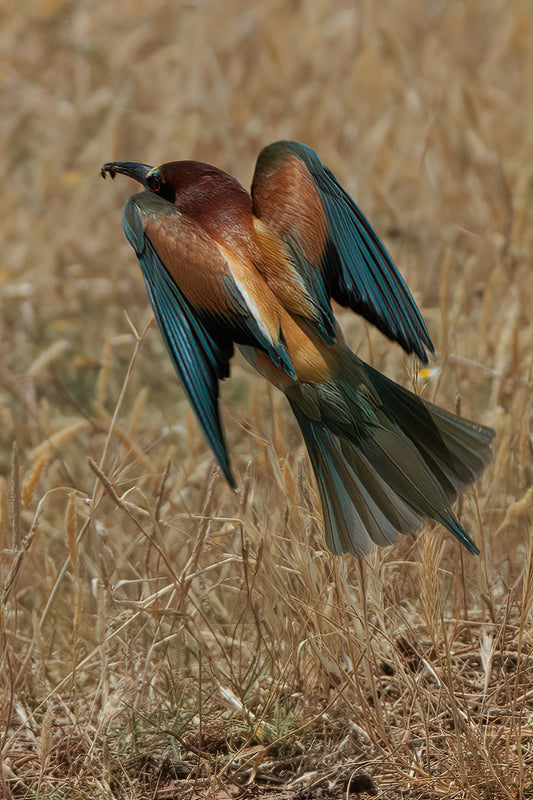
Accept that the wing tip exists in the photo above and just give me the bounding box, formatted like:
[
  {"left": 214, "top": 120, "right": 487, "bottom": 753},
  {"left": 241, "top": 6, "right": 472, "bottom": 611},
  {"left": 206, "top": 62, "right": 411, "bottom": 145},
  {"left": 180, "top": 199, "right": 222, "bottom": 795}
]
[
  {"left": 413, "top": 338, "right": 434, "bottom": 364},
  {"left": 222, "top": 462, "right": 238, "bottom": 490}
]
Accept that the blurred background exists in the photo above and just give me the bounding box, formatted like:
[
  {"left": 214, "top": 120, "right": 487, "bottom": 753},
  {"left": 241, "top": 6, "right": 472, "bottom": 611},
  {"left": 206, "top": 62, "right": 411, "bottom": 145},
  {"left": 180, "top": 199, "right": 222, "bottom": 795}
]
[{"left": 1, "top": 1, "right": 532, "bottom": 797}]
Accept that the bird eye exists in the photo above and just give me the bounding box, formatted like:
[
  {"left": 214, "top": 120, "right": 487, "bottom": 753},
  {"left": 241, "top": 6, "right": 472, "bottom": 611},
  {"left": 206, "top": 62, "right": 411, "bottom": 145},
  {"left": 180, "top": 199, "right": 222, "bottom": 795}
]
[{"left": 148, "top": 173, "right": 174, "bottom": 202}]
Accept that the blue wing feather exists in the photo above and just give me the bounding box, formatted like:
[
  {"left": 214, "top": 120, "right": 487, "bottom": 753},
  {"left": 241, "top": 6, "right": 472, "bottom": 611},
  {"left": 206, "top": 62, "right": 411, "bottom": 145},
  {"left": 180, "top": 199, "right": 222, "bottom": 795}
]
[
  {"left": 295, "top": 143, "right": 434, "bottom": 362},
  {"left": 315, "top": 163, "right": 433, "bottom": 360},
  {"left": 123, "top": 197, "right": 236, "bottom": 487}
]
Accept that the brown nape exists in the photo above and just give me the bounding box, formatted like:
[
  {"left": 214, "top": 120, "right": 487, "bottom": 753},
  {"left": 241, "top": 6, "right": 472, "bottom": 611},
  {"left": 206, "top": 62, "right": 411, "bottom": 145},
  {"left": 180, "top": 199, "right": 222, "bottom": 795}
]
[{"left": 156, "top": 160, "right": 254, "bottom": 244}]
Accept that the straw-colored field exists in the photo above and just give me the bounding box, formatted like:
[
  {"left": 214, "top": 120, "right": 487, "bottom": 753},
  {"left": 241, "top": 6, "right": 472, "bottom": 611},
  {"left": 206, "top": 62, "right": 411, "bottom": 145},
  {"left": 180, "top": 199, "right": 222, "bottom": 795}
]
[{"left": 2, "top": 1, "right": 532, "bottom": 797}]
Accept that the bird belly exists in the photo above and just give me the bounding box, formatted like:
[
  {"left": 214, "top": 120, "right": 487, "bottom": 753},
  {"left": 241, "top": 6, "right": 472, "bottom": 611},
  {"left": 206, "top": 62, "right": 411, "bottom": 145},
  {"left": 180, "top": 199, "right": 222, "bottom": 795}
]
[{"left": 240, "top": 312, "right": 337, "bottom": 390}]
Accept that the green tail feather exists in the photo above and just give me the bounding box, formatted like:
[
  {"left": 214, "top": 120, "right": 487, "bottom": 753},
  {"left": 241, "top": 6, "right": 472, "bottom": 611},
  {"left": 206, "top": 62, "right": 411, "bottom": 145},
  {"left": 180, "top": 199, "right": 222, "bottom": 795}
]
[{"left": 287, "top": 348, "right": 494, "bottom": 556}]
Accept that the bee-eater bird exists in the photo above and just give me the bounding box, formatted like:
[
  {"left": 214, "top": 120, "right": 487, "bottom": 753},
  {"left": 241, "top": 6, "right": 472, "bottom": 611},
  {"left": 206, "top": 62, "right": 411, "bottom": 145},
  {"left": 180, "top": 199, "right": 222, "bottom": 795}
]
[{"left": 101, "top": 141, "right": 494, "bottom": 557}]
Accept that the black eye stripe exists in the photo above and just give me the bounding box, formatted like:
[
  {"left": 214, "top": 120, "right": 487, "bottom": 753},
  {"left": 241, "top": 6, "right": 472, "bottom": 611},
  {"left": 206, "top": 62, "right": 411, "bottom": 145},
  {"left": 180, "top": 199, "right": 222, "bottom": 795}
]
[{"left": 148, "top": 173, "right": 174, "bottom": 202}]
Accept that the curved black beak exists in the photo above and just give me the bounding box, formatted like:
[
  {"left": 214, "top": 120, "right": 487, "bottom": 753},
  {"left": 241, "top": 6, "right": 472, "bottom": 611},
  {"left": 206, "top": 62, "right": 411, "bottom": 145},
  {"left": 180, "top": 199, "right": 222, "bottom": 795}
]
[{"left": 100, "top": 161, "right": 154, "bottom": 188}]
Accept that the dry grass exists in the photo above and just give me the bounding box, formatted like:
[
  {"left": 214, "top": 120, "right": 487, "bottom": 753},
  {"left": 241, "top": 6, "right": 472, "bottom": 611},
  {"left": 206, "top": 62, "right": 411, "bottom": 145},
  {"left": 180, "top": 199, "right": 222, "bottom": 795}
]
[{"left": 1, "top": 1, "right": 532, "bottom": 797}]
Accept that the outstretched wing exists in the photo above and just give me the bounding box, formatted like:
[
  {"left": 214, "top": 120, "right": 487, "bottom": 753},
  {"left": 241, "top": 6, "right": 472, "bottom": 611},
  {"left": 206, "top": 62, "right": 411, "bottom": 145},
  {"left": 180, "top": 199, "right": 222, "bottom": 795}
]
[
  {"left": 251, "top": 140, "right": 434, "bottom": 363},
  {"left": 123, "top": 192, "right": 297, "bottom": 487},
  {"left": 123, "top": 195, "right": 237, "bottom": 486}
]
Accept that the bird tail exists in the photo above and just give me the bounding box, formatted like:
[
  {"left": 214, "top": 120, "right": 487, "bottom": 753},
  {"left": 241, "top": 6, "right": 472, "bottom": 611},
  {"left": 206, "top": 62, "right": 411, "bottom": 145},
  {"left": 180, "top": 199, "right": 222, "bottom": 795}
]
[{"left": 286, "top": 348, "right": 494, "bottom": 556}]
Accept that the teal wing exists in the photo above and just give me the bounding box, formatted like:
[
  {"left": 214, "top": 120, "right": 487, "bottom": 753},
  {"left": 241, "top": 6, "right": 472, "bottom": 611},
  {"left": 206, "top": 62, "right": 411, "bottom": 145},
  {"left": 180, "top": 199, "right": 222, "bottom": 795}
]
[
  {"left": 123, "top": 196, "right": 236, "bottom": 487},
  {"left": 252, "top": 140, "right": 434, "bottom": 363}
]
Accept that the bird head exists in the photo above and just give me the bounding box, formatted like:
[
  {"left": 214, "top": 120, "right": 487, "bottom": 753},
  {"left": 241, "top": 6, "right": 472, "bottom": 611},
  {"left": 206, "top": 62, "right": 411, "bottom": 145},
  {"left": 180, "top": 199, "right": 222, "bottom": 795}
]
[{"left": 100, "top": 161, "right": 178, "bottom": 203}]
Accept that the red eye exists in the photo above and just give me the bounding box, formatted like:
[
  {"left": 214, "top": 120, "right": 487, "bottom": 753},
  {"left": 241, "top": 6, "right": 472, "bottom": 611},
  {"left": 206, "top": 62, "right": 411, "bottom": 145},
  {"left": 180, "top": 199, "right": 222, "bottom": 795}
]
[{"left": 151, "top": 176, "right": 161, "bottom": 193}]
